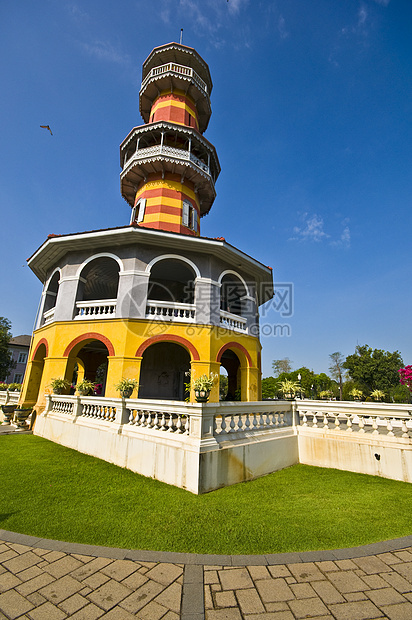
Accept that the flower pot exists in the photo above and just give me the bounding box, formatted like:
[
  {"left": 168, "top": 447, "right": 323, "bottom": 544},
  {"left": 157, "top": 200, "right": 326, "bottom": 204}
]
[
  {"left": 53, "top": 388, "right": 65, "bottom": 395},
  {"left": 195, "top": 389, "right": 210, "bottom": 403},
  {"left": 120, "top": 388, "right": 133, "bottom": 399},
  {"left": 1, "top": 404, "right": 17, "bottom": 425},
  {"left": 15, "top": 408, "right": 32, "bottom": 430},
  {"left": 77, "top": 389, "right": 92, "bottom": 397}
]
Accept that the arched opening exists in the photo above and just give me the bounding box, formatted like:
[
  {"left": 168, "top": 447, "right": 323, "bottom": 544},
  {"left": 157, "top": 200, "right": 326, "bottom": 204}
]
[
  {"left": 75, "top": 257, "right": 120, "bottom": 319},
  {"left": 220, "top": 274, "right": 247, "bottom": 316},
  {"left": 24, "top": 342, "right": 47, "bottom": 406},
  {"left": 68, "top": 340, "right": 110, "bottom": 395},
  {"left": 138, "top": 342, "right": 191, "bottom": 400},
  {"left": 148, "top": 259, "right": 195, "bottom": 304},
  {"left": 220, "top": 349, "right": 241, "bottom": 401},
  {"left": 42, "top": 272, "right": 60, "bottom": 325}
]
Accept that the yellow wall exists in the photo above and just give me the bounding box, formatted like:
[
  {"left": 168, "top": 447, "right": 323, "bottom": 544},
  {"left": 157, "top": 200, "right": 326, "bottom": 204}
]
[{"left": 21, "top": 318, "right": 262, "bottom": 409}]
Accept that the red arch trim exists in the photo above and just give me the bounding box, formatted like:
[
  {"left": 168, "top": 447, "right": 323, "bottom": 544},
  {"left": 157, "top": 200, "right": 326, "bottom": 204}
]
[
  {"left": 63, "top": 333, "right": 115, "bottom": 357},
  {"left": 136, "top": 334, "right": 200, "bottom": 360},
  {"left": 216, "top": 342, "right": 253, "bottom": 367},
  {"left": 31, "top": 338, "right": 49, "bottom": 361}
]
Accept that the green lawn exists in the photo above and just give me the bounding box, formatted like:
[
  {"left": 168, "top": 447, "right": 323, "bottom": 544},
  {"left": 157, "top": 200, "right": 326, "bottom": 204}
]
[{"left": 1, "top": 434, "right": 411, "bottom": 555}]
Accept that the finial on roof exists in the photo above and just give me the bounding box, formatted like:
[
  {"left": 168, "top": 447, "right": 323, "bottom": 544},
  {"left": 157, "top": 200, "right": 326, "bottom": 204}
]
[{"left": 180, "top": 28, "right": 183, "bottom": 44}]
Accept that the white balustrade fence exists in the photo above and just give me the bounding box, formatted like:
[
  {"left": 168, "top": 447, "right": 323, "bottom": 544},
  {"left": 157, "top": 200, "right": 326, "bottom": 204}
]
[
  {"left": 296, "top": 401, "right": 412, "bottom": 438},
  {"left": 124, "top": 145, "right": 211, "bottom": 178},
  {"left": 127, "top": 407, "right": 190, "bottom": 434},
  {"left": 214, "top": 408, "right": 290, "bottom": 435},
  {"left": 0, "top": 390, "right": 20, "bottom": 406},
  {"left": 75, "top": 300, "right": 117, "bottom": 319},
  {"left": 43, "top": 307, "right": 55, "bottom": 325},
  {"left": 219, "top": 310, "right": 247, "bottom": 333},
  {"left": 141, "top": 62, "right": 208, "bottom": 93},
  {"left": 146, "top": 300, "right": 195, "bottom": 322}
]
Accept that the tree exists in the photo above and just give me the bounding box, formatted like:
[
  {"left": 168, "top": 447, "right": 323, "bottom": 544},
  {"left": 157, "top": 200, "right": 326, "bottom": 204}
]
[
  {"left": 329, "top": 352, "right": 346, "bottom": 400},
  {"left": 0, "top": 318, "right": 14, "bottom": 381},
  {"left": 343, "top": 344, "right": 404, "bottom": 395},
  {"left": 272, "top": 358, "right": 292, "bottom": 377},
  {"left": 262, "top": 376, "right": 278, "bottom": 399}
]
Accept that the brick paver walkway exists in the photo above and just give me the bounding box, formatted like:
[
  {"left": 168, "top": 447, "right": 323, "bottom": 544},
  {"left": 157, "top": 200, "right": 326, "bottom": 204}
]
[{"left": 2, "top": 531, "right": 412, "bottom": 619}]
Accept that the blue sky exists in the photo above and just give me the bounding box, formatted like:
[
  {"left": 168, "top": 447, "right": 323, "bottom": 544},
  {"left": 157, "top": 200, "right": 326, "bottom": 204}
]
[{"left": 1, "top": 0, "right": 411, "bottom": 377}]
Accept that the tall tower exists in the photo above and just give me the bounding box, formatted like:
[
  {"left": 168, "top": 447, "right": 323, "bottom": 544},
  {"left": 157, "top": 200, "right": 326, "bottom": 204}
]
[
  {"left": 21, "top": 42, "right": 273, "bottom": 410},
  {"left": 120, "top": 43, "right": 220, "bottom": 236}
]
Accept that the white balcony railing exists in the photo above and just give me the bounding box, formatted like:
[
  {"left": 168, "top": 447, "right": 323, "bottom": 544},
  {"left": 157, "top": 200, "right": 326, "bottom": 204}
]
[
  {"left": 141, "top": 62, "right": 208, "bottom": 94},
  {"left": 146, "top": 300, "right": 195, "bottom": 322},
  {"left": 75, "top": 299, "right": 117, "bottom": 319},
  {"left": 123, "top": 145, "right": 211, "bottom": 177},
  {"left": 220, "top": 310, "right": 247, "bottom": 333},
  {"left": 43, "top": 307, "right": 55, "bottom": 325}
]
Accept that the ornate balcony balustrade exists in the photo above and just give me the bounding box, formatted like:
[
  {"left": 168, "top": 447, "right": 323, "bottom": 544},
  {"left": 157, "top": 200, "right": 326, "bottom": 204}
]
[
  {"left": 146, "top": 300, "right": 195, "bottom": 322},
  {"left": 220, "top": 310, "right": 247, "bottom": 333},
  {"left": 141, "top": 62, "right": 208, "bottom": 94},
  {"left": 123, "top": 144, "right": 211, "bottom": 178},
  {"left": 43, "top": 307, "right": 55, "bottom": 325},
  {"left": 75, "top": 299, "right": 117, "bottom": 319}
]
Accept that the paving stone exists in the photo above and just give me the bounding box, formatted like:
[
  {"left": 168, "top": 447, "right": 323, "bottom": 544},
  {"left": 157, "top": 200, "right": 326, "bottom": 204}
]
[
  {"left": 87, "top": 578, "right": 132, "bottom": 611},
  {"left": 215, "top": 589, "right": 237, "bottom": 608},
  {"left": 39, "top": 574, "right": 84, "bottom": 604},
  {"left": 393, "top": 561, "right": 412, "bottom": 582},
  {"left": 255, "top": 578, "right": 294, "bottom": 603},
  {"left": 311, "top": 580, "right": 345, "bottom": 604},
  {"left": 205, "top": 585, "right": 214, "bottom": 610},
  {"left": 0, "top": 550, "right": 19, "bottom": 563},
  {"left": 82, "top": 572, "right": 111, "bottom": 589},
  {"left": 327, "top": 570, "right": 368, "bottom": 593},
  {"left": 314, "top": 561, "right": 338, "bottom": 572},
  {"left": 287, "top": 563, "right": 325, "bottom": 582},
  {"left": 268, "top": 566, "right": 292, "bottom": 579},
  {"left": 334, "top": 560, "right": 358, "bottom": 571},
  {"left": 41, "top": 552, "right": 66, "bottom": 564},
  {"left": 98, "top": 607, "right": 136, "bottom": 619},
  {"left": 354, "top": 569, "right": 367, "bottom": 578},
  {"left": 3, "top": 551, "right": 41, "bottom": 574},
  {"left": 211, "top": 583, "right": 222, "bottom": 592},
  {"left": 352, "top": 556, "right": 392, "bottom": 575},
  {"left": 72, "top": 554, "right": 94, "bottom": 563},
  {"left": 382, "top": 571, "right": 412, "bottom": 593},
  {"left": 361, "top": 574, "right": 389, "bottom": 589},
  {"left": 243, "top": 612, "right": 294, "bottom": 619},
  {"left": 26, "top": 592, "right": 47, "bottom": 606},
  {"left": 366, "top": 586, "right": 406, "bottom": 606},
  {"left": 100, "top": 559, "right": 138, "bottom": 581},
  {"left": 27, "top": 600, "right": 67, "bottom": 619},
  {"left": 376, "top": 553, "right": 402, "bottom": 566},
  {"left": 247, "top": 566, "right": 272, "bottom": 580},
  {"left": 9, "top": 543, "right": 33, "bottom": 554},
  {"left": 288, "top": 596, "right": 329, "bottom": 618},
  {"left": 144, "top": 563, "right": 183, "bottom": 586},
  {"left": 344, "top": 592, "right": 369, "bottom": 602},
  {"left": 32, "top": 548, "right": 50, "bottom": 558},
  {"left": 58, "top": 593, "right": 89, "bottom": 615},
  {"left": 161, "top": 612, "right": 179, "bottom": 620},
  {"left": 290, "top": 583, "right": 317, "bottom": 599},
  {"left": 328, "top": 600, "right": 384, "bottom": 619},
  {"left": 205, "top": 610, "right": 242, "bottom": 619},
  {"left": 394, "top": 550, "right": 412, "bottom": 562},
  {"left": 205, "top": 570, "right": 219, "bottom": 584},
  {"left": 219, "top": 568, "right": 254, "bottom": 590},
  {"left": 121, "top": 570, "right": 148, "bottom": 590},
  {"left": 380, "top": 602, "right": 412, "bottom": 619},
  {"left": 285, "top": 577, "right": 297, "bottom": 584},
  {"left": 0, "top": 571, "right": 22, "bottom": 592},
  {"left": 17, "top": 566, "right": 44, "bottom": 582},
  {"left": 68, "top": 603, "right": 105, "bottom": 619},
  {"left": 236, "top": 587, "right": 265, "bottom": 614},
  {"left": 71, "top": 558, "right": 113, "bottom": 581},
  {"left": 153, "top": 581, "right": 181, "bottom": 613},
  {"left": 44, "top": 555, "right": 83, "bottom": 578},
  {"left": 142, "top": 601, "right": 172, "bottom": 619},
  {"left": 264, "top": 602, "right": 290, "bottom": 612},
  {"left": 0, "top": 588, "right": 34, "bottom": 619},
  {"left": 16, "top": 571, "right": 56, "bottom": 596},
  {"left": 119, "top": 580, "right": 164, "bottom": 613}
]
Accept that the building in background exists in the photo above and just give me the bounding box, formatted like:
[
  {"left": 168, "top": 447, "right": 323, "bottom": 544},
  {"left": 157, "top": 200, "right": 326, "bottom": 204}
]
[{"left": 5, "top": 335, "right": 31, "bottom": 384}]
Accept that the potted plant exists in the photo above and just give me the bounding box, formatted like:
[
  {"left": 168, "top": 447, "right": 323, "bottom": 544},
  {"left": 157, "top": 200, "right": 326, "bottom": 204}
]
[
  {"left": 14, "top": 406, "right": 33, "bottom": 430},
  {"left": 186, "top": 372, "right": 217, "bottom": 403},
  {"left": 277, "top": 379, "right": 301, "bottom": 400},
  {"left": 115, "top": 378, "right": 139, "bottom": 398},
  {"left": 349, "top": 387, "right": 363, "bottom": 401},
  {"left": 49, "top": 378, "right": 71, "bottom": 395},
  {"left": 370, "top": 389, "right": 385, "bottom": 402},
  {"left": 1, "top": 404, "right": 17, "bottom": 425},
  {"left": 76, "top": 379, "right": 96, "bottom": 396}
]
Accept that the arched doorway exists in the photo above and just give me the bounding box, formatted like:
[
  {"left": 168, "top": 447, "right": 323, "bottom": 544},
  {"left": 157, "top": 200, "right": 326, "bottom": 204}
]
[
  {"left": 42, "top": 272, "right": 60, "bottom": 325},
  {"left": 220, "top": 349, "right": 241, "bottom": 401},
  {"left": 75, "top": 257, "right": 120, "bottom": 318},
  {"left": 220, "top": 273, "right": 247, "bottom": 316},
  {"left": 138, "top": 342, "right": 191, "bottom": 400},
  {"left": 24, "top": 342, "right": 47, "bottom": 406},
  {"left": 67, "top": 340, "right": 110, "bottom": 396}
]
